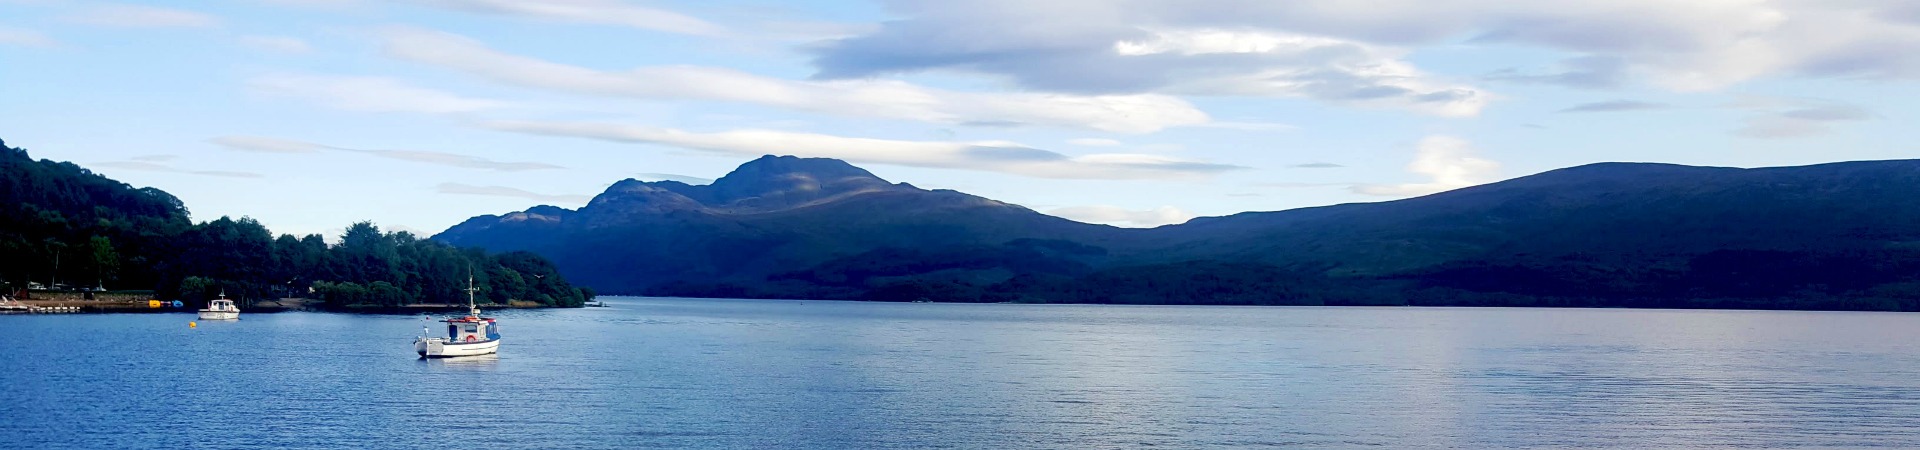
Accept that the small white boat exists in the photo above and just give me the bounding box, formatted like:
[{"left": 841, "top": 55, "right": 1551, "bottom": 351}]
[
  {"left": 197, "top": 292, "right": 240, "bottom": 320},
  {"left": 414, "top": 273, "right": 500, "bottom": 358},
  {"left": 1, "top": 296, "right": 28, "bottom": 313}
]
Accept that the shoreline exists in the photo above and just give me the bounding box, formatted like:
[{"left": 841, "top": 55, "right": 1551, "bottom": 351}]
[{"left": 1, "top": 297, "right": 576, "bottom": 315}]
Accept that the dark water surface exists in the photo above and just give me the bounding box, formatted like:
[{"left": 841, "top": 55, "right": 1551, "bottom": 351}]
[{"left": 3, "top": 298, "right": 1918, "bottom": 449}]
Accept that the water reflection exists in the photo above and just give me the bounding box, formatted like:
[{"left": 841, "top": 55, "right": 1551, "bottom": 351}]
[{"left": 423, "top": 353, "right": 499, "bottom": 370}]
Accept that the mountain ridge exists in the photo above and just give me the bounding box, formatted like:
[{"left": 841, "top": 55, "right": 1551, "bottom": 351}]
[{"left": 434, "top": 155, "right": 1920, "bottom": 311}]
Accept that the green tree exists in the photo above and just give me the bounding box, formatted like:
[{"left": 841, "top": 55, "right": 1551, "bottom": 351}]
[{"left": 89, "top": 236, "right": 118, "bottom": 290}]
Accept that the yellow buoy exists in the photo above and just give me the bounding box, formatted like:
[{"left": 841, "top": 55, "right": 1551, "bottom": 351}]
[{"left": 189, "top": 321, "right": 197, "bottom": 328}]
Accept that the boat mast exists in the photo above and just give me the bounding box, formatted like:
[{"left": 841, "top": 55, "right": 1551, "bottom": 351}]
[{"left": 465, "top": 265, "right": 480, "bottom": 317}]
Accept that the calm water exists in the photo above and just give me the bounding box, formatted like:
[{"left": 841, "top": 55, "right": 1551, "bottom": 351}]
[{"left": 3, "top": 298, "right": 1918, "bottom": 449}]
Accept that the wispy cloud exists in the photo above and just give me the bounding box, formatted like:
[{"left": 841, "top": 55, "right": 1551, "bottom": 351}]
[
  {"left": 210, "top": 136, "right": 563, "bottom": 171},
  {"left": 436, "top": 183, "right": 591, "bottom": 203},
  {"left": 380, "top": 27, "right": 1208, "bottom": 133},
  {"left": 1486, "top": 56, "right": 1629, "bottom": 89},
  {"left": 66, "top": 4, "right": 219, "bottom": 28},
  {"left": 1352, "top": 135, "right": 1499, "bottom": 197},
  {"left": 483, "top": 120, "right": 1244, "bottom": 180},
  {"left": 1046, "top": 205, "right": 1194, "bottom": 227},
  {"left": 634, "top": 172, "right": 713, "bottom": 184},
  {"left": 0, "top": 26, "right": 59, "bottom": 47},
  {"left": 1066, "top": 138, "right": 1122, "bottom": 147},
  {"left": 248, "top": 73, "right": 506, "bottom": 114},
  {"left": 1558, "top": 100, "right": 1671, "bottom": 113},
  {"left": 1290, "top": 162, "right": 1344, "bottom": 169},
  {"left": 1732, "top": 100, "right": 1875, "bottom": 139},
  {"left": 1191, "top": 121, "right": 1299, "bottom": 132},
  {"left": 413, "top": 0, "right": 724, "bottom": 36},
  {"left": 240, "top": 35, "right": 311, "bottom": 54},
  {"left": 92, "top": 161, "right": 263, "bottom": 178},
  {"left": 1255, "top": 181, "right": 1352, "bottom": 188}
]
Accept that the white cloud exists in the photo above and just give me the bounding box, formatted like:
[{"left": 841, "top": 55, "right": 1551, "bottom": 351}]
[
  {"left": 1046, "top": 205, "right": 1194, "bottom": 227},
  {"left": 248, "top": 73, "right": 507, "bottom": 114},
  {"left": 240, "top": 35, "right": 311, "bottom": 54},
  {"left": 1353, "top": 135, "right": 1500, "bottom": 196},
  {"left": 0, "top": 26, "right": 58, "bottom": 47},
  {"left": 381, "top": 27, "right": 1208, "bottom": 133},
  {"left": 812, "top": 0, "right": 1920, "bottom": 97},
  {"left": 1116, "top": 29, "right": 1489, "bottom": 116},
  {"left": 211, "top": 135, "right": 564, "bottom": 171},
  {"left": 414, "top": 0, "right": 723, "bottom": 36},
  {"left": 483, "top": 120, "right": 1243, "bottom": 180},
  {"left": 1067, "top": 138, "right": 1122, "bottom": 146},
  {"left": 66, "top": 4, "right": 219, "bottom": 28}
]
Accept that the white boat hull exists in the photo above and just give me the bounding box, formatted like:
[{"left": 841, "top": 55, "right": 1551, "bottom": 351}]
[
  {"left": 415, "top": 337, "right": 499, "bottom": 358},
  {"left": 197, "top": 310, "right": 239, "bottom": 320}
]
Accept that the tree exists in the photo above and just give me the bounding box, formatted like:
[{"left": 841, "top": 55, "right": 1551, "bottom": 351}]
[{"left": 89, "top": 236, "right": 118, "bottom": 290}]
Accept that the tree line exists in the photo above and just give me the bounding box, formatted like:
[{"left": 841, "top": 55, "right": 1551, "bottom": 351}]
[{"left": 0, "top": 138, "right": 592, "bottom": 308}]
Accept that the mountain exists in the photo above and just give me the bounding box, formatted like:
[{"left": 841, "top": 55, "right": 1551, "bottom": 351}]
[
  {"left": 436, "top": 155, "right": 1119, "bottom": 294},
  {"left": 436, "top": 156, "right": 1920, "bottom": 311},
  {"left": 1142, "top": 160, "right": 1920, "bottom": 273}
]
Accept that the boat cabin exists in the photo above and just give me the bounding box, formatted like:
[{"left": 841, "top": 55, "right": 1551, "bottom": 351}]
[
  {"left": 443, "top": 316, "right": 500, "bottom": 343},
  {"left": 206, "top": 299, "right": 236, "bottom": 312}
]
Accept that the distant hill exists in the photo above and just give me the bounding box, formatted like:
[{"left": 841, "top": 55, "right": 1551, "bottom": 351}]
[
  {"left": 437, "top": 156, "right": 1920, "bottom": 311},
  {"left": 436, "top": 155, "right": 1119, "bottom": 294}
]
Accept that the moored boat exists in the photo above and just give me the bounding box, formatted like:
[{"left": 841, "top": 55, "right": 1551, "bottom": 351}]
[
  {"left": 414, "top": 273, "right": 500, "bottom": 358},
  {"left": 197, "top": 292, "right": 240, "bottom": 320}
]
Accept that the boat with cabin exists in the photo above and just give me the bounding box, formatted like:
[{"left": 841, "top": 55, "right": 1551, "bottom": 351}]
[
  {"left": 197, "top": 292, "right": 240, "bottom": 320},
  {"left": 414, "top": 274, "right": 499, "bottom": 358}
]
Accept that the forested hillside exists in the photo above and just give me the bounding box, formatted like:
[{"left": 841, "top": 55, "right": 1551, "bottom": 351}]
[{"left": 0, "top": 139, "right": 592, "bottom": 308}]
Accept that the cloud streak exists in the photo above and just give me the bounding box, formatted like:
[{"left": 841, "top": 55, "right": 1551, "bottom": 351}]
[
  {"left": 0, "top": 26, "right": 58, "bottom": 47},
  {"left": 483, "top": 120, "right": 1244, "bottom": 180},
  {"left": 634, "top": 172, "right": 714, "bottom": 184},
  {"left": 436, "top": 183, "right": 592, "bottom": 203},
  {"left": 1734, "top": 103, "right": 1875, "bottom": 139},
  {"left": 381, "top": 27, "right": 1208, "bottom": 133},
  {"left": 240, "top": 35, "right": 312, "bottom": 54},
  {"left": 92, "top": 161, "right": 263, "bottom": 179},
  {"left": 210, "top": 136, "right": 563, "bottom": 171},
  {"left": 413, "top": 0, "right": 724, "bottom": 36},
  {"left": 66, "top": 4, "right": 219, "bottom": 28},
  {"left": 1557, "top": 100, "right": 1670, "bottom": 113}
]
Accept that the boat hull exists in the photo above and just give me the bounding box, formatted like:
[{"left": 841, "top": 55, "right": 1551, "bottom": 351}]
[
  {"left": 415, "top": 338, "right": 499, "bottom": 358},
  {"left": 197, "top": 310, "right": 239, "bottom": 320}
]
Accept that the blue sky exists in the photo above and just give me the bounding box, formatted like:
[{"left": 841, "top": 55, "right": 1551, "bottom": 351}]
[{"left": 4, "top": 0, "right": 1918, "bottom": 238}]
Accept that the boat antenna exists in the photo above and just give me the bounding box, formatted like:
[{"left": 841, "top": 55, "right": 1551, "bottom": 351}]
[{"left": 465, "top": 265, "right": 480, "bottom": 317}]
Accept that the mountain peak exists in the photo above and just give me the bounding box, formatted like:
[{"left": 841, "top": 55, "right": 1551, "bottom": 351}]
[
  {"left": 719, "top": 155, "right": 884, "bottom": 184},
  {"left": 702, "top": 155, "right": 897, "bottom": 210}
]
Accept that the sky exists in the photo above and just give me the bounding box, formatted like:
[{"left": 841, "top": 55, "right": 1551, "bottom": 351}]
[{"left": 3, "top": 0, "right": 1918, "bottom": 238}]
